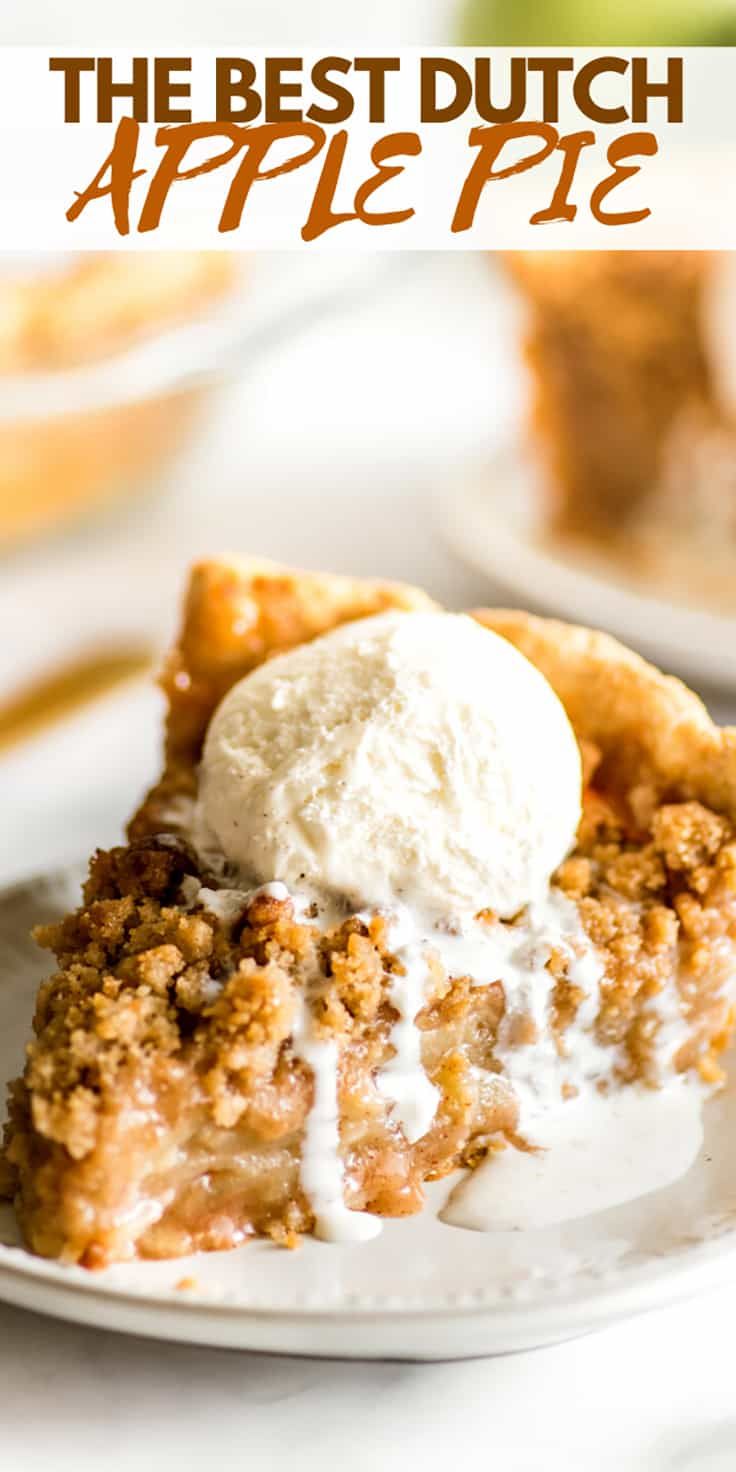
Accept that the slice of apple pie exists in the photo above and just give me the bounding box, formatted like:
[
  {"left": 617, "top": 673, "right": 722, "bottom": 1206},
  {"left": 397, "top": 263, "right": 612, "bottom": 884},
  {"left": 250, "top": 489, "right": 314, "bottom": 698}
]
[
  {"left": 505, "top": 251, "right": 736, "bottom": 607},
  {"left": 2, "top": 557, "right": 736, "bottom": 1265}
]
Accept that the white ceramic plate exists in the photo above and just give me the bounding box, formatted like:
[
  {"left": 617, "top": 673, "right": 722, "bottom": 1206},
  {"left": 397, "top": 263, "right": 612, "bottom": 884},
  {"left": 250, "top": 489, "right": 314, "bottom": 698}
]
[
  {"left": 439, "top": 447, "right": 736, "bottom": 692},
  {"left": 3, "top": 869, "right": 736, "bottom": 1360}
]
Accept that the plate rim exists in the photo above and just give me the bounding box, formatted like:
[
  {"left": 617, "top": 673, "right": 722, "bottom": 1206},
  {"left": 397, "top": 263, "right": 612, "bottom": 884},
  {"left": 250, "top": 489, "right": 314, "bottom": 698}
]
[
  {"left": 2, "top": 1224, "right": 736, "bottom": 1321},
  {"left": 438, "top": 445, "right": 736, "bottom": 691},
  {"left": 0, "top": 1228, "right": 735, "bottom": 1361},
  {"left": 4, "top": 862, "right": 736, "bottom": 1355}
]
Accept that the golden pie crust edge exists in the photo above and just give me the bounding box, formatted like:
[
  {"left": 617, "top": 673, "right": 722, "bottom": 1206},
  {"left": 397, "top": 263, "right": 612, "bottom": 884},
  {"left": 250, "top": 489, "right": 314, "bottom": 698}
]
[
  {"left": 135, "top": 555, "right": 736, "bottom": 837},
  {"left": 132, "top": 556, "right": 438, "bottom": 834},
  {"left": 5, "top": 556, "right": 736, "bottom": 1266},
  {"left": 475, "top": 608, "right": 736, "bottom": 824}
]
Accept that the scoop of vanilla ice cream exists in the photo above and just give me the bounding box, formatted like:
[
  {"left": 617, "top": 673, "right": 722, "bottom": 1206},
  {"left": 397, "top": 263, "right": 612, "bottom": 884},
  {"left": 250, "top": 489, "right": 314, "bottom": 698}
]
[{"left": 198, "top": 611, "right": 582, "bottom": 919}]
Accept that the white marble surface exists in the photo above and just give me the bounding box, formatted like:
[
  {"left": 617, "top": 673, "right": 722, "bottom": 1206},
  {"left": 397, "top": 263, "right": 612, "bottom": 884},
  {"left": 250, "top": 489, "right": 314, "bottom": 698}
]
[
  {"left": 2, "top": 1286, "right": 736, "bottom": 1472},
  {"left": 2, "top": 251, "right": 736, "bottom": 1470},
  {"left": 5, "top": 1162, "right": 735, "bottom": 1470}
]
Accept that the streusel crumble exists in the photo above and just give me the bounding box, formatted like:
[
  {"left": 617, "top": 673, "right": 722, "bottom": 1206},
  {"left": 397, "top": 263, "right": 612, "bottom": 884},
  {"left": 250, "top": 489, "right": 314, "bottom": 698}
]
[{"left": 3, "top": 561, "right": 736, "bottom": 1264}]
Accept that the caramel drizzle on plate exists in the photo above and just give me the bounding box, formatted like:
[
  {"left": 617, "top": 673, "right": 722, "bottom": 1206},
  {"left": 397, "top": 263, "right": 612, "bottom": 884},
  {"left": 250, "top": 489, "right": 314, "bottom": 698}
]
[{"left": 0, "top": 646, "right": 152, "bottom": 751}]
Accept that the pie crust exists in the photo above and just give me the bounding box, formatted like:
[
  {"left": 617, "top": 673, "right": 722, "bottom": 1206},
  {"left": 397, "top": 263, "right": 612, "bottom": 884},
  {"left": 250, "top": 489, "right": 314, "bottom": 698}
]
[{"left": 3, "top": 558, "right": 736, "bottom": 1265}]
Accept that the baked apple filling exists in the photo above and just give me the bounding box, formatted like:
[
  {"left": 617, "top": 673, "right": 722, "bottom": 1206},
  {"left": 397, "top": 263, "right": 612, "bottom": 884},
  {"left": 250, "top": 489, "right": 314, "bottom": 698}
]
[{"left": 3, "top": 560, "right": 736, "bottom": 1264}]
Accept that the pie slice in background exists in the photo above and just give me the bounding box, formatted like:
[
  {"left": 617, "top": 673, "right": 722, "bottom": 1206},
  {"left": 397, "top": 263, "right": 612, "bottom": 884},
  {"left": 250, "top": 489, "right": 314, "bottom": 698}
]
[{"left": 505, "top": 252, "right": 736, "bottom": 609}]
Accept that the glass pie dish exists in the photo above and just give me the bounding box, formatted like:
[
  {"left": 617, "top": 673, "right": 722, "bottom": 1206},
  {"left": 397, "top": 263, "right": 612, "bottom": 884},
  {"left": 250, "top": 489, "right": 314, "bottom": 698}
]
[{"left": 0, "top": 253, "right": 245, "bottom": 547}]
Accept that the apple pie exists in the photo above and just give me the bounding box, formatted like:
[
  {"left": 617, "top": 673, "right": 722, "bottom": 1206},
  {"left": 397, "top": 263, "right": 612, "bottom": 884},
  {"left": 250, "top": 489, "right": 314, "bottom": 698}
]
[
  {"left": 0, "top": 253, "right": 236, "bottom": 546},
  {"left": 505, "top": 251, "right": 736, "bottom": 607},
  {"left": 2, "top": 557, "right": 736, "bottom": 1265}
]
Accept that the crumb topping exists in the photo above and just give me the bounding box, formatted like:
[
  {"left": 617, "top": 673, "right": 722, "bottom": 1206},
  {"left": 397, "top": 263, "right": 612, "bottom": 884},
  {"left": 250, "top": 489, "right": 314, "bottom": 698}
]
[
  {"left": 5, "top": 563, "right": 736, "bottom": 1265},
  {"left": 556, "top": 775, "right": 736, "bottom": 1078},
  {"left": 5, "top": 775, "right": 736, "bottom": 1197}
]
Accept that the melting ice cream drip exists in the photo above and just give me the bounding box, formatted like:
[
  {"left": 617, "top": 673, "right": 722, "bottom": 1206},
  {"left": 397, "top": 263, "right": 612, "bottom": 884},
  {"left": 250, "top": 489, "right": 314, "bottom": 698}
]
[
  {"left": 360, "top": 889, "right": 614, "bottom": 1146},
  {"left": 187, "top": 603, "right": 627, "bottom": 1236},
  {"left": 365, "top": 889, "right": 613, "bottom": 1152},
  {"left": 490, "top": 889, "right": 615, "bottom": 1133},
  {"left": 291, "top": 900, "right": 444, "bottom": 1239},
  {"left": 184, "top": 863, "right": 675, "bottom": 1242},
  {"left": 291, "top": 1012, "right": 381, "bottom": 1244},
  {"left": 373, "top": 910, "right": 441, "bottom": 1144},
  {"left": 182, "top": 873, "right": 382, "bottom": 1241}
]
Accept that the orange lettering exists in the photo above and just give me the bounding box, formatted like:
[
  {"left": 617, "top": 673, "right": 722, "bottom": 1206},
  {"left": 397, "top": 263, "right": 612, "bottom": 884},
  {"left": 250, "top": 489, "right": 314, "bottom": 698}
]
[
  {"left": 590, "top": 131, "right": 657, "bottom": 225},
  {"left": 452, "top": 122, "right": 559, "bottom": 233},
  {"left": 66, "top": 116, "right": 144, "bottom": 235}
]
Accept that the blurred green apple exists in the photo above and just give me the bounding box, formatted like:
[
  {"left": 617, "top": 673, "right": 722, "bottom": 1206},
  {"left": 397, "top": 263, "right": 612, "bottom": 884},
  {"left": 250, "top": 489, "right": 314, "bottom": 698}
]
[{"left": 459, "top": 0, "right": 736, "bottom": 44}]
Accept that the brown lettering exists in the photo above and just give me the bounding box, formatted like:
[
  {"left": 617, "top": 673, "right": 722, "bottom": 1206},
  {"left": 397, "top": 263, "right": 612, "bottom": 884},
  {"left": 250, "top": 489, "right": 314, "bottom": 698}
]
[
  {"left": 573, "top": 57, "right": 628, "bottom": 124},
  {"left": 308, "top": 57, "right": 353, "bottom": 123},
  {"left": 527, "top": 57, "right": 574, "bottom": 124},
  {"left": 49, "top": 57, "right": 95, "bottom": 123},
  {"left": 631, "top": 56, "right": 683, "bottom": 123},
  {"left": 353, "top": 57, "right": 400, "bottom": 124},
  {"left": 97, "top": 56, "right": 149, "bottom": 123},
  {"left": 153, "top": 58, "right": 191, "bottom": 123},
  {"left": 474, "top": 57, "right": 527, "bottom": 124},
  {"left": 420, "top": 58, "right": 472, "bottom": 123},
  {"left": 215, "top": 59, "right": 261, "bottom": 122},
  {"left": 264, "top": 57, "right": 303, "bottom": 123}
]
